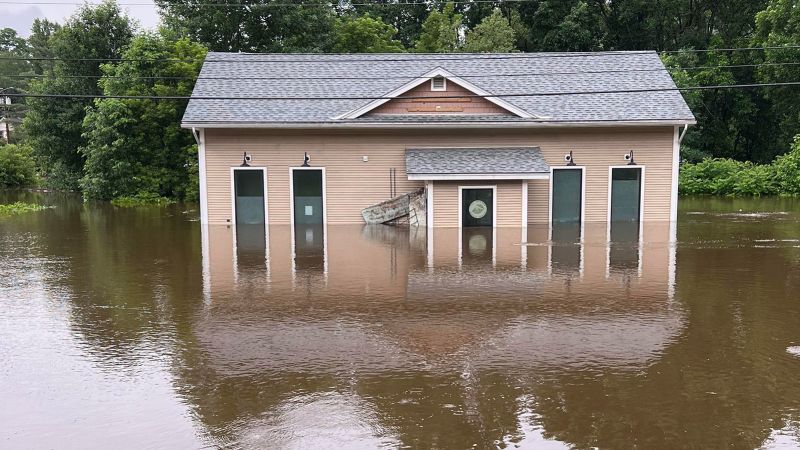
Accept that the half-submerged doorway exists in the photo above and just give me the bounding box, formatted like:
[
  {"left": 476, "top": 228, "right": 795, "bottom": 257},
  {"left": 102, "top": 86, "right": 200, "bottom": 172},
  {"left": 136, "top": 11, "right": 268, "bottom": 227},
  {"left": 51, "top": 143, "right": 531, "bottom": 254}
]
[{"left": 291, "top": 168, "right": 326, "bottom": 272}]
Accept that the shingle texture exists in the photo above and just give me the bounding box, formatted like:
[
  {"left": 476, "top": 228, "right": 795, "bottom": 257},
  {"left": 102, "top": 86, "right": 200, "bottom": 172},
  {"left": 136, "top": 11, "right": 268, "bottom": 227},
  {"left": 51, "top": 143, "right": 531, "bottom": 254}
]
[
  {"left": 405, "top": 147, "right": 550, "bottom": 175},
  {"left": 182, "top": 52, "right": 696, "bottom": 125}
]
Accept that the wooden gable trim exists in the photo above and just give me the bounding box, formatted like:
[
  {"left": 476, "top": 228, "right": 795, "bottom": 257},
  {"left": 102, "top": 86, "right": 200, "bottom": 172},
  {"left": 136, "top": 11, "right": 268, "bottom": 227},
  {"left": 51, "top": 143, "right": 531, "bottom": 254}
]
[{"left": 334, "top": 67, "right": 538, "bottom": 120}]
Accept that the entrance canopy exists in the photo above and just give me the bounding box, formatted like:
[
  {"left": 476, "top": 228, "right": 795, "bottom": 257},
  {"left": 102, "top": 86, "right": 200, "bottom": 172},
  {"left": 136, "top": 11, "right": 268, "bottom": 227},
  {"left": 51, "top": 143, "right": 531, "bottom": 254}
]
[{"left": 405, "top": 147, "right": 550, "bottom": 181}]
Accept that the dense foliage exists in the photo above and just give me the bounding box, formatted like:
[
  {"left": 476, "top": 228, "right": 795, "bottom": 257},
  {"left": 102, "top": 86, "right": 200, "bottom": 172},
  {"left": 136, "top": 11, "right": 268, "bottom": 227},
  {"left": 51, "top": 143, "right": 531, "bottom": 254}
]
[
  {"left": 332, "top": 14, "right": 405, "bottom": 53},
  {"left": 80, "top": 34, "right": 206, "bottom": 201},
  {"left": 4, "top": 0, "right": 800, "bottom": 199},
  {"left": 680, "top": 136, "right": 800, "bottom": 196},
  {"left": 0, "top": 143, "right": 37, "bottom": 187},
  {"left": 23, "top": 1, "right": 134, "bottom": 190}
]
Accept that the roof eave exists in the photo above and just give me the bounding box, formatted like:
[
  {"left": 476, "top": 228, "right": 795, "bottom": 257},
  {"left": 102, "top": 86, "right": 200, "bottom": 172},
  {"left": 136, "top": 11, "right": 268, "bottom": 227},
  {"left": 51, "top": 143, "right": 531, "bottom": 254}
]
[
  {"left": 408, "top": 173, "right": 550, "bottom": 181},
  {"left": 182, "top": 119, "right": 697, "bottom": 129}
]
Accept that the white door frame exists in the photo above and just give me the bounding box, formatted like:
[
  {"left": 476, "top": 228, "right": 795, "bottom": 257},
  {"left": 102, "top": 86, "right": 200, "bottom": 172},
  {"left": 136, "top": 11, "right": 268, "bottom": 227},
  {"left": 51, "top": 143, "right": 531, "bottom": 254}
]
[
  {"left": 457, "top": 185, "right": 498, "bottom": 268},
  {"left": 229, "top": 166, "right": 270, "bottom": 284},
  {"left": 457, "top": 185, "right": 498, "bottom": 229},
  {"left": 230, "top": 166, "right": 269, "bottom": 228},
  {"left": 549, "top": 166, "right": 586, "bottom": 241},
  {"left": 607, "top": 165, "right": 646, "bottom": 240},
  {"left": 289, "top": 166, "right": 329, "bottom": 279}
]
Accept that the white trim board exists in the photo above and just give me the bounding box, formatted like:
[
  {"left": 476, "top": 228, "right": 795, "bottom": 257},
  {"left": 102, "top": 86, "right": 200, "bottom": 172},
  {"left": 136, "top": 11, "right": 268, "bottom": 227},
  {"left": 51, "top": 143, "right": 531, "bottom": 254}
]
[
  {"left": 182, "top": 119, "right": 696, "bottom": 129},
  {"left": 548, "top": 166, "right": 586, "bottom": 241},
  {"left": 229, "top": 166, "right": 270, "bottom": 228},
  {"left": 335, "top": 67, "right": 538, "bottom": 120},
  {"left": 289, "top": 166, "right": 329, "bottom": 279},
  {"left": 606, "top": 165, "right": 646, "bottom": 240},
  {"left": 409, "top": 173, "right": 549, "bottom": 181}
]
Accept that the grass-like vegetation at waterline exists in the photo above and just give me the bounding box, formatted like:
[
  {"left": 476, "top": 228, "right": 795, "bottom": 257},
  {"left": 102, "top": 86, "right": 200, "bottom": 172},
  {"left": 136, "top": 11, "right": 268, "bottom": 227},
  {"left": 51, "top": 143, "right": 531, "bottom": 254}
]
[
  {"left": 0, "top": 202, "right": 50, "bottom": 217},
  {"left": 111, "top": 193, "right": 177, "bottom": 207}
]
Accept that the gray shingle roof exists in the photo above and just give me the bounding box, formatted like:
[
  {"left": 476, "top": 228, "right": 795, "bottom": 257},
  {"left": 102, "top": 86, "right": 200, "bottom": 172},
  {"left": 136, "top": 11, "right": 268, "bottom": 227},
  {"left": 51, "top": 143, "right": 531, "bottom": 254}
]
[
  {"left": 405, "top": 147, "right": 549, "bottom": 175},
  {"left": 182, "top": 52, "right": 696, "bottom": 126}
]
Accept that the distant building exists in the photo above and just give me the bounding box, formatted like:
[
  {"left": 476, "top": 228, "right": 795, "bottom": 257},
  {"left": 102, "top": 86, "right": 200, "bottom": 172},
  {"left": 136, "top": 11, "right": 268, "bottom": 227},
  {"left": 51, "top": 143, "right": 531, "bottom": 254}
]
[{"left": 182, "top": 52, "right": 695, "bottom": 235}]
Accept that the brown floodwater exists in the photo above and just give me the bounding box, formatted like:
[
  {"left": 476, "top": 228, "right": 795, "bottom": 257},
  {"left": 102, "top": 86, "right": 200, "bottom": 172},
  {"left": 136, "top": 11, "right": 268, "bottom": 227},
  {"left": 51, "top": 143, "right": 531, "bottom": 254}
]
[{"left": 1, "top": 192, "right": 800, "bottom": 449}]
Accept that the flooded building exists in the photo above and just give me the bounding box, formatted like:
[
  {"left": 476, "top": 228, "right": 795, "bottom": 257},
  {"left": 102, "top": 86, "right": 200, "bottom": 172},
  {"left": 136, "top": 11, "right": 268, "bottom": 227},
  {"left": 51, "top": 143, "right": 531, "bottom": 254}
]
[{"left": 182, "top": 53, "right": 695, "bottom": 234}]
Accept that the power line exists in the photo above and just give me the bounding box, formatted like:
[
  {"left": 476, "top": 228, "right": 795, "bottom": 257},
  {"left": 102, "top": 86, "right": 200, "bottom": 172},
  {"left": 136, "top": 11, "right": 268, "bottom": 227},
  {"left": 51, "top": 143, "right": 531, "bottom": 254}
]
[
  {"left": 0, "top": 0, "right": 533, "bottom": 6},
  {"left": 3, "top": 60, "right": 797, "bottom": 82},
  {"left": 2, "top": 45, "right": 800, "bottom": 64},
  {"left": 4, "top": 81, "right": 800, "bottom": 101}
]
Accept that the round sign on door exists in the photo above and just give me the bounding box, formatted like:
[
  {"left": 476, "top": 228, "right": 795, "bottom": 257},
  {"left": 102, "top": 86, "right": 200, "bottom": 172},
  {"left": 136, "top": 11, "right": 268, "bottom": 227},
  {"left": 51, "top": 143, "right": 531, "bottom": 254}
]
[
  {"left": 462, "top": 188, "right": 493, "bottom": 227},
  {"left": 468, "top": 200, "right": 488, "bottom": 219}
]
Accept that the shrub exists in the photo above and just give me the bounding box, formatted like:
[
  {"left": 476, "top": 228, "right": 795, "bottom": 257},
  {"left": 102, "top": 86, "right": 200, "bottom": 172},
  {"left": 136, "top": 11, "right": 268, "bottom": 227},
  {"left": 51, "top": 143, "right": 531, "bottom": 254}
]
[
  {"left": 773, "top": 136, "right": 800, "bottom": 195},
  {"left": 679, "top": 134, "right": 800, "bottom": 197},
  {"left": 679, "top": 158, "right": 750, "bottom": 195},
  {"left": 731, "top": 163, "right": 778, "bottom": 196},
  {"left": 0, "top": 144, "right": 38, "bottom": 187}
]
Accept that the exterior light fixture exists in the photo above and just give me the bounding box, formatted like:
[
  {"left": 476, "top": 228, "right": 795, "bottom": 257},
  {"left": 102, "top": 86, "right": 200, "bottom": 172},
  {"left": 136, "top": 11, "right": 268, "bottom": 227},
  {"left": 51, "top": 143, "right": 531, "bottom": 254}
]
[
  {"left": 302, "top": 152, "right": 311, "bottom": 167},
  {"left": 624, "top": 150, "right": 636, "bottom": 165},
  {"left": 564, "top": 151, "right": 576, "bottom": 166},
  {"left": 241, "top": 151, "right": 251, "bottom": 167}
]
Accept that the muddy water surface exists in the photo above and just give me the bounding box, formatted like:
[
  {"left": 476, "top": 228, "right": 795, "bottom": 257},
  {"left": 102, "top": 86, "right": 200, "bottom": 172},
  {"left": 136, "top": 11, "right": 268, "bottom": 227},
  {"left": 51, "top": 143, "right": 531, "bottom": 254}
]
[{"left": 1, "top": 193, "right": 800, "bottom": 449}]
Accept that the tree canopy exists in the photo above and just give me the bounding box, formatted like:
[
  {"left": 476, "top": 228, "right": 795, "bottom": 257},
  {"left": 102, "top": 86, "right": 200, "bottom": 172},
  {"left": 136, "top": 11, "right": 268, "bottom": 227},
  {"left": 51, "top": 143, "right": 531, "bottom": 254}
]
[
  {"left": 462, "top": 8, "right": 516, "bottom": 53},
  {"left": 23, "top": 1, "right": 134, "bottom": 189},
  {"left": 80, "top": 34, "right": 206, "bottom": 201},
  {"left": 332, "top": 14, "right": 405, "bottom": 53}
]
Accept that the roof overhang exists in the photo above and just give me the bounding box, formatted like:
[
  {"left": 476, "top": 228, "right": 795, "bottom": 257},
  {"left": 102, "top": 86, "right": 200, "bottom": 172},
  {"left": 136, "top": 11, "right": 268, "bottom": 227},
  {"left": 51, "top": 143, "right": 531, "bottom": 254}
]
[
  {"left": 408, "top": 173, "right": 550, "bottom": 181},
  {"left": 182, "top": 119, "right": 696, "bottom": 129},
  {"left": 334, "top": 67, "right": 539, "bottom": 120}
]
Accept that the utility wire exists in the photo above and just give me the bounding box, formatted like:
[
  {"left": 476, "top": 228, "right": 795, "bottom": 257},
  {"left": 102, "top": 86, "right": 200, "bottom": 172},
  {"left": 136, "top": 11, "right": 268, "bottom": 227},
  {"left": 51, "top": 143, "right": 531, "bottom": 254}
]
[
  {"left": 2, "top": 45, "right": 800, "bottom": 64},
  {"left": 0, "top": 0, "right": 548, "bottom": 6},
  {"left": 4, "top": 81, "right": 800, "bottom": 101},
  {"left": 3, "top": 61, "right": 797, "bottom": 82}
]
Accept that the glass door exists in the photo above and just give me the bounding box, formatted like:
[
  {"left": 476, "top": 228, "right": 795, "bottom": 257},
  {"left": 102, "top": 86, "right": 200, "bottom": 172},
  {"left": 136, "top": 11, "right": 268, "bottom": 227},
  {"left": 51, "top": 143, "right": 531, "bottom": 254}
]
[
  {"left": 233, "top": 169, "right": 265, "bottom": 225},
  {"left": 461, "top": 188, "right": 493, "bottom": 227}
]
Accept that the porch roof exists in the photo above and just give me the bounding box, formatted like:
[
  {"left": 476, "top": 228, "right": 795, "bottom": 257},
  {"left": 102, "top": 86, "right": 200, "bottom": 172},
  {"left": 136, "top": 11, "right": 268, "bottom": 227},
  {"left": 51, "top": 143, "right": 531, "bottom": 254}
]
[{"left": 405, "top": 147, "right": 550, "bottom": 181}]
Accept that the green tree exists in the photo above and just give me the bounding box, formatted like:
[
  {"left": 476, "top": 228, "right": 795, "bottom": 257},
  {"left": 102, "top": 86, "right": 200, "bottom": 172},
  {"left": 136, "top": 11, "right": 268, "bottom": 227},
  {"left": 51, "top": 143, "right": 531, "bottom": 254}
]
[
  {"left": 0, "top": 143, "right": 37, "bottom": 187},
  {"left": 1, "top": 28, "right": 31, "bottom": 144},
  {"left": 346, "top": 2, "right": 430, "bottom": 48},
  {"left": 27, "top": 19, "right": 61, "bottom": 75},
  {"left": 332, "top": 14, "right": 405, "bottom": 53},
  {"left": 753, "top": 0, "right": 800, "bottom": 156},
  {"left": 414, "top": 2, "right": 462, "bottom": 53},
  {"left": 462, "top": 8, "right": 516, "bottom": 53},
  {"left": 80, "top": 34, "right": 206, "bottom": 201},
  {"left": 23, "top": 1, "right": 134, "bottom": 190},
  {"left": 156, "top": 0, "right": 335, "bottom": 52}
]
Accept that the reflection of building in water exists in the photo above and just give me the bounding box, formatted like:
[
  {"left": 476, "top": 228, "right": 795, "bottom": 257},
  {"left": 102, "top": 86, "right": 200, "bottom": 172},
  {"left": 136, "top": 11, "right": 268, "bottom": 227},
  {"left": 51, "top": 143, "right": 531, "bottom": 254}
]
[
  {"left": 202, "top": 222, "right": 679, "bottom": 364},
  {"left": 191, "top": 222, "right": 681, "bottom": 446}
]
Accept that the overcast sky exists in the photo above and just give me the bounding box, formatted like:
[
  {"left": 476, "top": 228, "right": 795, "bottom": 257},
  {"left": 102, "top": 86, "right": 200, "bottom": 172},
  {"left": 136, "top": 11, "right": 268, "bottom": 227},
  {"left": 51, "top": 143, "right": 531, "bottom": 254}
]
[{"left": 0, "top": 1, "right": 161, "bottom": 37}]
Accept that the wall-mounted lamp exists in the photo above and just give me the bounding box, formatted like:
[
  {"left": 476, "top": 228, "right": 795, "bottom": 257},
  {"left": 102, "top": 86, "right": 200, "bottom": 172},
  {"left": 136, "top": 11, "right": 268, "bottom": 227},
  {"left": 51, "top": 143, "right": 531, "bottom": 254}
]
[
  {"left": 301, "top": 152, "right": 311, "bottom": 167},
  {"left": 564, "top": 151, "right": 576, "bottom": 166},
  {"left": 240, "top": 151, "right": 251, "bottom": 167},
  {"left": 624, "top": 150, "right": 636, "bottom": 165}
]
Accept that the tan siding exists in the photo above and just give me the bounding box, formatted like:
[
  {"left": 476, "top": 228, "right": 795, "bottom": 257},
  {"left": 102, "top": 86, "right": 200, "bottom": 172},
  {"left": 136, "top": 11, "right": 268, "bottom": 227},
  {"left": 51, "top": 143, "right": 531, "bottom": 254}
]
[
  {"left": 203, "top": 127, "right": 675, "bottom": 226},
  {"left": 432, "top": 181, "right": 522, "bottom": 227},
  {"left": 368, "top": 79, "right": 511, "bottom": 116}
]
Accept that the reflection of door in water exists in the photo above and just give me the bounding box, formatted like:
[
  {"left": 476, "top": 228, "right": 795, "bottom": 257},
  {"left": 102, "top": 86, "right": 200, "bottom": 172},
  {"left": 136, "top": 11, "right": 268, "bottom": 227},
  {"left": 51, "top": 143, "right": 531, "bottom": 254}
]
[
  {"left": 293, "top": 169, "right": 323, "bottom": 226},
  {"left": 294, "top": 224, "right": 324, "bottom": 270},
  {"left": 234, "top": 169, "right": 265, "bottom": 225},
  {"left": 461, "top": 227, "right": 493, "bottom": 266},
  {"left": 552, "top": 169, "right": 582, "bottom": 224},
  {"left": 610, "top": 167, "right": 642, "bottom": 224},
  {"left": 609, "top": 220, "right": 640, "bottom": 271},
  {"left": 551, "top": 222, "right": 581, "bottom": 273},
  {"left": 462, "top": 188, "right": 493, "bottom": 227}
]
